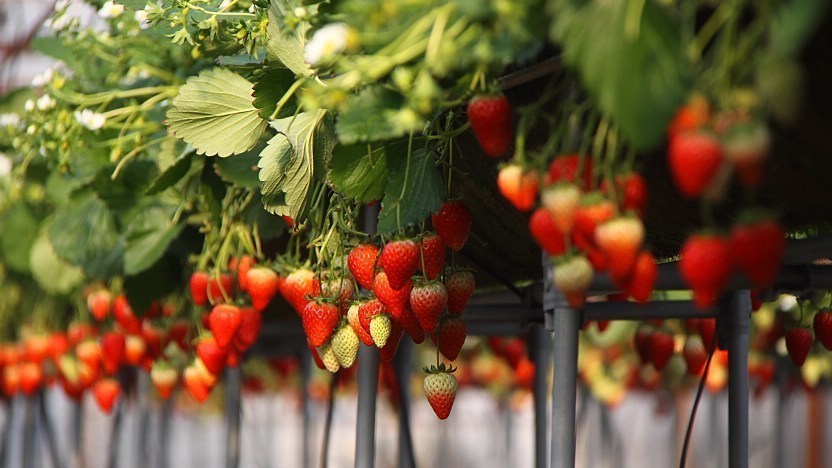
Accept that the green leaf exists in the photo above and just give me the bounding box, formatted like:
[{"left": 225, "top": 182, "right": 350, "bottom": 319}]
[
  {"left": 770, "top": 0, "right": 828, "bottom": 57},
  {"left": 49, "top": 193, "right": 124, "bottom": 279},
  {"left": 145, "top": 153, "right": 194, "bottom": 195},
  {"left": 242, "top": 196, "right": 286, "bottom": 241},
  {"left": 166, "top": 68, "right": 267, "bottom": 157},
  {"left": 214, "top": 147, "right": 262, "bottom": 188},
  {"left": 30, "top": 223, "right": 85, "bottom": 295},
  {"left": 0, "top": 204, "right": 39, "bottom": 273},
  {"left": 550, "top": 0, "right": 691, "bottom": 150},
  {"left": 252, "top": 68, "right": 298, "bottom": 121},
  {"left": 267, "top": 1, "right": 314, "bottom": 76},
  {"left": 124, "top": 206, "right": 185, "bottom": 276},
  {"left": 258, "top": 110, "right": 331, "bottom": 219},
  {"left": 329, "top": 143, "right": 389, "bottom": 203},
  {"left": 376, "top": 147, "right": 443, "bottom": 235},
  {"left": 336, "top": 87, "right": 421, "bottom": 144}
]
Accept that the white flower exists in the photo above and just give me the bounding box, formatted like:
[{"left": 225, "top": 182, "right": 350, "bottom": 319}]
[
  {"left": 304, "top": 23, "right": 354, "bottom": 66},
  {"left": 36, "top": 95, "right": 56, "bottom": 111},
  {"left": 0, "top": 154, "right": 12, "bottom": 177},
  {"left": 27, "top": 125, "right": 37, "bottom": 135},
  {"left": 219, "top": 0, "right": 232, "bottom": 9},
  {"left": 46, "top": 14, "right": 71, "bottom": 31},
  {"left": 24, "top": 100, "right": 35, "bottom": 112},
  {"left": 74, "top": 109, "right": 107, "bottom": 130},
  {"left": 55, "top": 0, "right": 70, "bottom": 10},
  {"left": 0, "top": 114, "right": 21, "bottom": 128},
  {"left": 31, "top": 69, "right": 53, "bottom": 88},
  {"left": 134, "top": 10, "right": 150, "bottom": 29},
  {"left": 98, "top": 1, "right": 124, "bottom": 19}
]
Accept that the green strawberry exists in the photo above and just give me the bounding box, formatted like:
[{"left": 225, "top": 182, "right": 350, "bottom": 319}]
[
  {"left": 423, "top": 363, "right": 458, "bottom": 420},
  {"left": 331, "top": 323, "right": 359, "bottom": 368},
  {"left": 370, "top": 314, "right": 392, "bottom": 348}
]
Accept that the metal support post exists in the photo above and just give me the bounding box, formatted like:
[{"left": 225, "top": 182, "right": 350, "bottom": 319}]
[
  {"left": 530, "top": 323, "right": 551, "bottom": 468},
  {"left": 38, "top": 390, "right": 64, "bottom": 468},
  {"left": 159, "top": 394, "right": 173, "bottom": 468},
  {"left": 355, "top": 346, "right": 380, "bottom": 468},
  {"left": 394, "top": 339, "right": 416, "bottom": 468},
  {"left": 300, "top": 349, "right": 312, "bottom": 468},
  {"left": 727, "top": 291, "right": 750, "bottom": 468},
  {"left": 22, "top": 395, "right": 36, "bottom": 468},
  {"left": 225, "top": 366, "right": 242, "bottom": 468}
]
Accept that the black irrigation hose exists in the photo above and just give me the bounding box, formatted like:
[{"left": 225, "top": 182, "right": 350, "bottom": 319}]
[{"left": 679, "top": 347, "right": 716, "bottom": 468}]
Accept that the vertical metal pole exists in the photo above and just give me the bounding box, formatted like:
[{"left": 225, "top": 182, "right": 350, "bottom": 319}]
[
  {"left": 72, "top": 398, "right": 83, "bottom": 468},
  {"left": 136, "top": 371, "right": 150, "bottom": 468},
  {"left": 530, "top": 323, "right": 551, "bottom": 468},
  {"left": 727, "top": 291, "right": 750, "bottom": 468},
  {"left": 38, "top": 390, "right": 64, "bottom": 468},
  {"left": 0, "top": 399, "right": 12, "bottom": 467},
  {"left": 300, "top": 350, "right": 312, "bottom": 468},
  {"left": 158, "top": 392, "right": 174, "bottom": 468},
  {"left": 22, "top": 395, "right": 36, "bottom": 468},
  {"left": 393, "top": 339, "right": 416, "bottom": 468},
  {"left": 107, "top": 398, "right": 124, "bottom": 468},
  {"left": 225, "top": 366, "right": 242, "bottom": 468}
]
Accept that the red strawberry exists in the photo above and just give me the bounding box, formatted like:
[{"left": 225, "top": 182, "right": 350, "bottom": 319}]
[
  {"left": 234, "top": 306, "right": 262, "bottom": 351},
  {"left": 667, "top": 95, "right": 711, "bottom": 140},
  {"left": 208, "top": 304, "right": 243, "bottom": 349},
  {"left": 423, "top": 364, "right": 458, "bottom": 420},
  {"left": 528, "top": 208, "right": 566, "bottom": 256},
  {"left": 398, "top": 305, "right": 426, "bottom": 343},
  {"left": 542, "top": 183, "right": 582, "bottom": 234},
  {"left": 634, "top": 324, "right": 654, "bottom": 364},
  {"left": 308, "top": 340, "right": 326, "bottom": 370},
  {"left": 813, "top": 310, "right": 832, "bottom": 351},
  {"left": 573, "top": 194, "right": 616, "bottom": 242},
  {"left": 373, "top": 272, "right": 412, "bottom": 319},
  {"left": 467, "top": 94, "right": 513, "bottom": 158},
  {"left": 553, "top": 255, "right": 593, "bottom": 308},
  {"left": 668, "top": 131, "right": 724, "bottom": 198},
  {"left": 410, "top": 281, "right": 448, "bottom": 333},
  {"left": 730, "top": 217, "right": 785, "bottom": 290},
  {"left": 87, "top": 289, "right": 112, "bottom": 322},
  {"left": 101, "top": 332, "right": 126, "bottom": 375},
  {"left": 722, "top": 121, "right": 770, "bottom": 187},
  {"left": 378, "top": 319, "right": 403, "bottom": 361},
  {"left": 24, "top": 335, "right": 50, "bottom": 365},
  {"left": 679, "top": 233, "right": 732, "bottom": 309},
  {"left": 626, "top": 251, "right": 658, "bottom": 302},
  {"left": 18, "top": 362, "right": 42, "bottom": 396},
  {"left": 124, "top": 335, "right": 146, "bottom": 366},
  {"left": 546, "top": 154, "right": 594, "bottom": 190},
  {"left": 432, "top": 201, "right": 472, "bottom": 251},
  {"left": 183, "top": 364, "right": 211, "bottom": 403},
  {"left": 432, "top": 316, "right": 467, "bottom": 361},
  {"left": 348, "top": 303, "right": 374, "bottom": 346},
  {"left": 445, "top": 270, "right": 475, "bottom": 315},
  {"left": 321, "top": 276, "right": 356, "bottom": 313},
  {"left": 419, "top": 233, "right": 445, "bottom": 281},
  {"left": 683, "top": 335, "right": 708, "bottom": 375},
  {"left": 113, "top": 295, "right": 140, "bottom": 334},
  {"left": 497, "top": 165, "right": 539, "bottom": 212},
  {"left": 513, "top": 357, "right": 535, "bottom": 389},
  {"left": 230, "top": 255, "right": 256, "bottom": 292},
  {"left": 76, "top": 340, "right": 102, "bottom": 370},
  {"left": 785, "top": 328, "right": 813, "bottom": 367},
  {"left": 207, "top": 273, "right": 235, "bottom": 304},
  {"left": 379, "top": 239, "right": 420, "bottom": 290},
  {"left": 504, "top": 339, "right": 526, "bottom": 368},
  {"left": 601, "top": 172, "right": 649, "bottom": 216},
  {"left": 93, "top": 378, "right": 121, "bottom": 414},
  {"left": 358, "top": 299, "right": 386, "bottom": 337},
  {"left": 190, "top": 272, "right": 210, "bottom": 306},
  {"left": 196, "top": 336, "right": 227, "bottom": 376},
  {"left": 150, "top": 361, "right": 178, "bottom": 399},
  {"left": 348, "top": 244, "right": 380, "bottom": 291},
  {"left": 699, "top": 318, "right": 717, "bottom": 351},
  {"left": 68, "top": 322, "right": 97, "bottom": 346},
  {"left": 650, "top": 328, "right": 674, "bottom": 372},
  {"left": 246, "top": 266, "right": 280, "bottom": 312},
  {"left": 594, "top": 215, "right": 644, "bottom": 285},
  {"left": 280, "top": 268, "right": 320, "bottom": 315},
  {"left": 301, "top": 301, "right": 340, "bottom": 347}
]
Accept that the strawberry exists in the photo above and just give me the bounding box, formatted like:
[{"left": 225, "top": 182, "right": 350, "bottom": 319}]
[
  {"left": 467, "top": 93, "right": 513, "bottom": 158},
  {"left": 785, "top": 328, "right": 813, "bottom": 367},
  {"left": 317, "top": 341, "right": 340, "bottom": 373},
  {"left": 594, "top": 215, "right": 644, "bottom": 285},
  {"left": 573, "top": 194, "right": 616, "bottom": 242},
  {"left": 497, "top": 165, "right": 539, "bottom": 212},
  {"left": 358, "top": 298, "right": 386, "bottom": 337},
  {"left": 18, "top": 362, "right": 42, "bottom": 396},
  {"left": 330, "top": 323, "right": 360, "bottom": 368},
  {"left": 542, "top": 183, "right": 582, "bottom": 234},
  {"left": 348, "top": 303, "right": 374, "bottom": 346},
  {"left": 722, "top": 121, "right": 770, "bottom": 187},
  {"left": 208, "top": 304, "right": 242, "bottom": 349},
  {"left": 679, "top": 233, "right": 732, "bottom": 309},
  {"left": 301, "top": 301, "right": 340, "bottom": 347},
  {"left": 528, "top": 208, "right": 566, "bottom": 256},
  {"left": 246, "top": 266, "right": 280, "bottom": 312},
  {"left": 813, "top": 310, "right": 832, "bottom": 351},
  {"left": 150, "top": 361, "right": 178, "bottom": 399},
  {"left": 93, "top": 378, "right": 121, "bottom": 414},
  {"left": 234, "top": 306, "right": 262, "bottom": 351},
  {"left": 699, "top": 318, "right": 717, "bottom": 351},
  {"left": 230, "top": 255, "right": 256, "bottom": 293},
  {"left": 431, "top": 201, "right": 472, "bottom": 251},
  {"left": 410, "top": 281, "right": 448, "bottom": 333},
  {"left": 668, "top": 131, "right": 724, "bottom": 198},
  {"left": 321, "top": 276, "right": 356, "bottom": 314},
  {"left": 24, "top": 335, "right": 50, "bottom": 365},
  {"left": 626, "top": 251, "right": 658, "bottom": 302},
  {"left": 196, "top": 336, "right": 228, "bottom": 376},
  {"left": 432, "top": 316, "right": 467, "bottom": 361},
  {"left": 418, "top": 233, "right": 445, "bottom": 281},
  {"left": 124, "top": 335, "right": 146, "bottom": 366},
  {"left": 683, "top": 335, "right": 708, "bottom": 375},
  {"left": 308, "top": 340, "right": 326, "bottom": 370},
  {"left": 601, "top": 172, "right": 649, "bottom": 216},
  {"left": 207, "top": 273, "right": 235, "bottom": 304},
  {"left": 378, "top": 319, "right": 403, "bottom": 361},
  {"left": 68, "top": 322, "right": 97, "bottom": 346},
  {"left": 668, "top": 95, "right": 711, "bottom": 139},
  {"left": 347, "top": 244, "right": 380, "bottom": 291},
  {"left": 280, "top": 267, "right": 320, "bottom": 315},
  {"left": 399, "top": 305, "right": 426, "bottom": 343},
  {"left": 87, "top": 289, "right": 112, "bottom": 322},
  {"left": 2, "top": 365, "right": 19, "bottom": 397},
  {"left": 373, "top": 272, "right": 412, "bottom": 319},
  {"left": 379, "top": 239, "right": 420, "bottom": 290},
  {"left": 649, "top": 328, "right": 675, "bottom": 371},
  {"left": 634, "top": 324, "right": 654, "bottom": 364},
  {"left": 730, "top": 217, "right": 785, "bottom": 290},
  {"left": 76, "top": 340, "right": 102, "bottom": 370},
  {"left": 553, "top": 255, "right": 594, "bottom": 308},
  {"left": 101, "top": 332, "right": 126, "bottom": 375},
  {"left": 513, "top": 357, "right": 535, "bottom": 390},
  {"left": 183, "top": 364, "right": 211, "bottom": 403},
  {"left": 423, "top": 364, "right": 458, "bottom": 420},
  {"left": 370, "top": 314, "right": 392, "bottom": 348},
  {"left": 445, "top": 270, "right": 475, "bottom": 315},
  {"left": 546, "top": 154, "right": 594, "bottom": 190},
  {"left": 596, "top": 320, "right": 610, "bottom": 333},
  {"left": 113, "top": 295, "right": 140, "bottom": 334}
]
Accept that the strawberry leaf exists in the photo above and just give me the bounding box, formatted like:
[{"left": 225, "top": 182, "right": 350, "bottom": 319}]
[
  {"left": 214, "top": 147, "right": 261, "bottom": 188},
  {"left": 30, "top": 224, "right": 85, "bottom": 295},
  {"left": 329, "top": 143, "right": 389, "bottom": 203},
  {"left": 376, "top": 147, "right": 443, "bottom": 235},
  {"left": 252, "top": 68, "right": 298, "bottom": 121},
  {"left": 335, "top": 87, "right": 422, "bottom": 144},
  {"left": 0, "top": 203, "right": 39, "bottom": 273},
  {"left": 124, "top": 204, "right": 185, "bottom": 276},
  {"left": 145, "top": 153, "right": 194, "bottom": 195},
  {"left": 166, "top": 68, "right": 267, "bottom": 157},
  {"left": 266, "top": 1, "right": 315, "bottom": 77}
]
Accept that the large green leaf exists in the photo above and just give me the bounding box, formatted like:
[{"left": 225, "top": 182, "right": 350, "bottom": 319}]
[
  {"left": 329, "top": 143, "right": 389, "bottom": 203},
  {"left": 258, "top": 110, "right": 332, "bottom": 219},
  {"left": 336, "top": 87, "right": 421, "bottom": 144},
  {"left": 124, "top": 205, "right": 185, "bottom": 276},
  {"left": 376, "top": 148, "right": 444, "bottom": 234},
  {"left": 166, "top": 68, "right": 267, "bottom": 157},
  {"left": 252, "top": 68, "right": 298, "bottom": 121},
  {"left": 49, "top": 193, "right": 124, "bottom": 279},
  {"left": 550, "top": 0, "right": 691, "bottom": 150},
  {"left": 267, "top": 1, "right": 314, "bottom": 77},
  {"left": 0, "top": 204, "right": 39, "bottom": 273},
  {"left": 30, "top": 224, "right": 85, "bottom": 295},
  {"left": 145, "top": 152, "right": 194, "bottom": 195},
  {"left": 214, "top": 148, "right": 261, "bottom": 188}
]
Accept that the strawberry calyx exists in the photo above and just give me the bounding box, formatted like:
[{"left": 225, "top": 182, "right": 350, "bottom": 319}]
[{"left": 423, "top": 362, "right": 456, "bottom": 374}]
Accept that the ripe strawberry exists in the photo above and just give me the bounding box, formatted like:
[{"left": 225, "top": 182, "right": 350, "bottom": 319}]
[
  {"left": 280, "top": 267, "right": 320, "bottom": 315},
  {"left": 699, "top": 318, "right": 717, "bottom": 351},
  {"left": 113, "top": 295, "right": 140, "bottom": 334},
  {"left": 68, "top": 322, "right": 97, "bottom": 346},
  {"left": 317, "top": 341, "right": 340, "bottom": 373},
  {"left": 432, "top": 316, "right": 467, "bottom": 361},
  {"left": 546, "top": 154, "right": 594, "bottom": 190},
  {"left": 47, "top": 333, "right": 69, "bottom": 363},
  {"left": 399, "top": 305, "right": 426, "bottom": 343},
  {"left": 626, "top": 251, "right": 658, "bottom": 302},
  {"left": 785, "top": 328, "right": 813, "bottom": 367},
  {"left": 513, "top": 357, "right": 535, "bottom": 390},
  {"left": 410, "top": 281, "right": 448, "bottom": 333},
  {"left": 445, "top": 270, "right": 475, "bottom": 315},
  {"left": 542, "top": 183, "right": 581, "bottom": 234},
  {"left": 207, "top": 273, "right": 235, "bottom": 304},
  {"left": 374, "top": 272, "right": 412, "bottom": 319},
  {"left": 124, "top": 335, "right": 146, "bottom": 366},
  {"left": 358, "top": 298, "right": 386, "bottom": 336},
  {"left": 601, "top": 172, "right": 649, "bottom": 216},
  {"left": 573, "top": 194, "right": 616, "bottom": 241},
  {"left": 2, "top": 365, "right": 19, "bottom": 397},
  {"left": 730, "top": 217, "right": 785, "bottom": 290},
  {"left": 467, "top": 94, "right": 513, "bottom": 158},
  {"left": 634, "top": 323, "right": 654, "bottom": 364},
  {"left": 348, "top": 303, "right": 374, "bottom": 346},
  {"left": 246, "top": 266, "right": 280, "bottom": 312},
  {"left": 330, "top": 323, "right": 359, "bottom": 368},
  {"left": 813, "top": 310, "right": 832, "bottom": 351},
  {"left": 378, "top": 319, "right": 403, "bottom": 361},
  {"left": 93, "top": 378, "right": 121, "bottom": 414},
  {"left": 648, "top": 329, "right": 674, "bottom": 371},
  {"left": 679, "top": 233, "right": 732, "bottom": 309},
  {"left": 423, "top": 364, "right": 458, "bottom": 420},
  {"left": 301, "top": 301, "right": 340, "bottom": 347},
  {"left": 101, "top": 332, "right": 126, "bottom": 375},
  {"left": 196, "top": 336, "right": 228, "bottom": 376},
  {"left": 528, "top": 208, "right": 566, "bottom": 256},
  {"left": 87, "top": 289, "right": 112, "bottom": 322},
  {"left": 230, "top": 255, "right": 256, "bottom": 293},
  {"left": 667, "top": 95, "right": 711, "bottom": 140},
  {"left": 553, "top": 255, "right": 594, "bottom": 308},
  {"left": 370, "top": 314, "right": 392, "bottom": 348},
  {"left": 18, "top": 362, "right": 42, "bottom": 396},
  {"left": 683, "top": 335, "right": 708, "bottom": 375},
  {"left": 596, "top": 320, "right": 610, "bottom": 333},
  {"left": 431, "top": 201, "right": 472, "bottom": 251},
  {"left": 183, "top": 364, "right": 211, "bottom": 403},
  {"left": 722, "top": 121, "right": 770, "bottom": 187},
  {"left": 308, "top": 340, "right": 326, "bottom": 370},
  {"left": 418, "top": 233, "right": 445, "bottom": 280},
  {"left": 379, "top": 239, "right": 420, "bottom": 290},
  {"left": 234, "top": 306, "right": 262, "bottom": 351},
  {"left": 498, "top": 165, "right": 539, "bottom": 212},
  {"left": 76, "top": 339, "right": 102, "bottom": 370},
  {"left": 208, "top": 304, "right": 242, "bottom": 349},
  {"left": 668, "top": 131, "right": 724, "bottom": 198},
  {"left": 24, "top": 335, "right": 50, "bottom": 365},
  {"left": 150, "top": 361, "right": 178, "bottom": 399},
  {"left": 348, "top": 244, "right": 380, "bottom": 291},
  {"left": 594, "top": 215, "right": 644, "bottom": 285}
]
